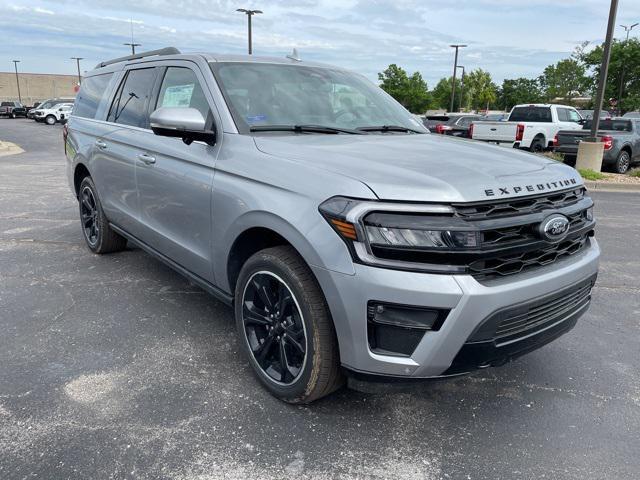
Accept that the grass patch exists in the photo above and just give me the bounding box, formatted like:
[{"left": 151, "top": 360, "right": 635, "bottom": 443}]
[
  {"left": 578, "top": 169, "right": 606, "bottom": 181},
  {"left": 543, "top": 151, "right": 564, "bottom": 162},
  {"left": 628, "top": 169, "right": 640, "bottom": 178}
]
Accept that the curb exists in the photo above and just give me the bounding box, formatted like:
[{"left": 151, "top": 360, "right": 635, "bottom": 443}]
[{"left": 583, "top": 180, "right": 640, "bottom": 192}]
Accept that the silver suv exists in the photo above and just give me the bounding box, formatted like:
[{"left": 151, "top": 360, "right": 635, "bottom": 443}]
[{"left": 65, "top": 48, "right": 600, "bottom": 403}]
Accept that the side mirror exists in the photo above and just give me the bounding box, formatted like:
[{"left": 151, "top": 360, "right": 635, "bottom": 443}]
[
  {"left": 578, "top": 118, "right": 586, "bottom": 125},
  {"left": 150, "top": 107, "right": 216, "bottom": 146}
]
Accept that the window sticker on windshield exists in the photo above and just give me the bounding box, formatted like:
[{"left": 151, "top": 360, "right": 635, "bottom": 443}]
[
  {"left": 162, "top": 84, "right": 195, "bottom": 107},
  {"left": 246, "top": 114, "right": 267, "bottom": 123}
]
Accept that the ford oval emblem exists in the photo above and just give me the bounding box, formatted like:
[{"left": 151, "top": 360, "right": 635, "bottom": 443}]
[{"left": 539, "top": 214, "right": 570, "bottom": 242}]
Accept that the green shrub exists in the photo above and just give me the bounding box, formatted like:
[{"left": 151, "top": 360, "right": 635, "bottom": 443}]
[{"left": 578, "top": 169, "right": 606, "bottom": 181}]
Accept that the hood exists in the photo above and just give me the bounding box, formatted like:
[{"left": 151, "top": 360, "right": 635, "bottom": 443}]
[{"left": 254, "top": 133, "right": 582, "bottom": 202}]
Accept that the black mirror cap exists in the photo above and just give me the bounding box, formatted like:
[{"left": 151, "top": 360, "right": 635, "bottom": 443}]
[{"left": 151, "top": 125, "right": 216, "bottom": 146}]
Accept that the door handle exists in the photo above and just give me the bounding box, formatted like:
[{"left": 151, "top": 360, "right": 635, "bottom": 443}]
[
  {"left": 95, "top": 140, "right": 107, "bottom": 150},
  {"left": 137, "top": 153, "right": 156, "bottom": 165}
]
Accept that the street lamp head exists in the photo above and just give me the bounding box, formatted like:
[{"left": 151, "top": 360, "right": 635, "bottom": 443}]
[
  {"left": 237, "top": 8, "right": 262, "bottom": 15},
  {"left": 450, "top": 44, "right": 467, "bottom": 48},
  {"left": 12, "top": 59, "right": 20, "bottom": 63}
]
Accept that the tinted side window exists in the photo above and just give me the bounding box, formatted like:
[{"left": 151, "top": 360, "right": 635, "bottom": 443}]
[
  {"left": 108, "top": 68, "right": 157, "bottom": 128},
  {"left": 73, "top": 73, "right": 113, "bottom": 119},
  {"left": 556, "top": 108, "right": 569, "bottom": 122},
  {"left": 156, "top": 67, "right": 211, "bottom": 119},
  {"left": 509, "top": 107, "right": 552, "bottom": 122}
]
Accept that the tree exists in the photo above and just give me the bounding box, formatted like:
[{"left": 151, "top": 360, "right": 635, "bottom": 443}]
[
  {"left": 577, "top": 38, "right": 640, "bottom": 113},
  {"left": 378, "top": 64, "right": 432, "bottom": 113},
  {"left": 498, "top": 78, "right": 544, "bottom": 110},
  {"left": 463, "top": 68, "right": 498, "bottom": 110},
  {"left": 430, "top": 77, "right": 462, "bottom": 110},
  {"left": 539, "top": 58, "right": 589, "bottom": 103}
]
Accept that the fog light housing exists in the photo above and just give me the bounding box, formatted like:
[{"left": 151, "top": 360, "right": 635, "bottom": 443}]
[{"left": 367, "top": 302, "right": 449, "bottom": 356}]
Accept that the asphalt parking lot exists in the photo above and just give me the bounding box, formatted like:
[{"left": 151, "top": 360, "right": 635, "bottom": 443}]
[{"left": 1, "top": 118, "right": 639, "bottom": 480}]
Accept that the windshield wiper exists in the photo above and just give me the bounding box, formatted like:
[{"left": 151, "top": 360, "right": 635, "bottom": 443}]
[
  {"left": 356, "top": 125, "right": 425, "bottom": 134},
  {"left": 249, "top": 124, "right": 366, "bottom": 135}
]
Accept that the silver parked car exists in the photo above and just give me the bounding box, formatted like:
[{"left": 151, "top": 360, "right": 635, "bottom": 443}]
[{"left": 65, "top": 48, "right": 600, "bottom": 403}]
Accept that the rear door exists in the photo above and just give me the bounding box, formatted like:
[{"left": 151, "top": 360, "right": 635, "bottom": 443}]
[
  {"left": 633, "top": 121, "right": 640, "bottom": 161},
  {"left": 130, "top": 62, "right": 220, "bottom": 281},
  {"left": 97, "top": 67, "right": 159, "bottom": 233}
]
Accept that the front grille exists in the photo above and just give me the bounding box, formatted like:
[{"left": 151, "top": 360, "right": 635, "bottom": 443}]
[
  {"left": 453, "top": 188, "right": 586, "bottom": 220},
  {"left": 494, "top": 280, "right": 592, "bottom": 342},
  {"left": 470, "top": 235, "right": 590, "bottom": 278}
]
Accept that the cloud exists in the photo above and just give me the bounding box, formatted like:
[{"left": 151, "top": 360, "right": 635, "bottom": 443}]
[{"left": 0, "top": 0, "right": 637, "bottom": 88}]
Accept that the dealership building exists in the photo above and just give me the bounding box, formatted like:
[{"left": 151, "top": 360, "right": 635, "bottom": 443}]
[{"left": 0, "top": 72, "right": 77, "bottom": 106}]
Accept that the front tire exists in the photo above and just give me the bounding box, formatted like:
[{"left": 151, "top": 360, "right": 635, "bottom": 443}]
[
  {"left": 613, "top": 150, "right": 631, "bottom": 174},
  {"left": 45, "top": 115, "right": 56, "bottom": 125},
  {"left": 234, "top": 246, "right": 343, "bottom": 403},
  {"left": 78, "top": 176, "right": 127, "bottom": 253}
]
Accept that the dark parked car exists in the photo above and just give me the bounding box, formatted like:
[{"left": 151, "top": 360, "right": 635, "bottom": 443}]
[
  {"left": 0, "top": 101, "right": 27, "bottom": 118},
  {"left": 423, "top": 114, "right": 482, "bottom": 138},
  {"left": 578, "top": 110, "right": 611, "bottom": 121},
  {"left": 554, "top": 118, "right": 640, "bottom": 174}
]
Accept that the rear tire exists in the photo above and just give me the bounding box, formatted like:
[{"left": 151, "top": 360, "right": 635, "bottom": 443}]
[
  {"left": 529, "top": 136, "right": 545, "bottom": 153},
  {"left": 234, "top": 246, "right": 343, "bottom": 403},
  {"left": 613, "top": 151, "right": 631, "bottom": 174},
  {"left": 78, "top": 176, "right": 127, "bottom": 254}
]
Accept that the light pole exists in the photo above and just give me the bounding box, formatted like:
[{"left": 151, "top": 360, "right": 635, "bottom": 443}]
[
  {"left": 12, "top": 60, "right": 21, "bottom": 104},
  {"left": 70, "top": 57, "right": 83, "bottom": 85},
  {"left": 617, "top": 22, "right": 638, "bottom": 114},
  {"left": 124, "top": 19, "right": 141, "bottom": 54},
  {"left": 589, "top": 0, "right": 619, "bottom": 141},
  {"left": 237, "top": 8, "right": 263, "bottom": 54},
  {"left": 457, "top": 65, "right": 465, "bottom": 112},
  {"left": 449, "top": 44, "right": 467, "bottom": 112}
]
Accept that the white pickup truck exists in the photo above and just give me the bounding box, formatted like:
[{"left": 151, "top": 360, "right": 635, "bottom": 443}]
[
  {"left": 471, "top": 104, "right": 584, "bottom": 152},
  {"left": 33, "top": 103, "right": 74, "bottom": 125}
]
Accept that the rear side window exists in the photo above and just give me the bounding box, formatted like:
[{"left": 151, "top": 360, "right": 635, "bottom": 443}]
[
  {"left": 509, "top": 107, "right": 552, "bottom": 123},
  {"left": 74, "top": 73, "right": 113, "bottom": 119},
  {"left": 156, "top": 67, "right": 211, "bottom": 119},
  {"left": 585, "top": 120, "right": 632, "bottom": 131},
  {"left": 557, "top": 108, "right": 569, "bottom": 122},
  {"left": 108, "top": 68, "right": 157, "bottom": 128}
]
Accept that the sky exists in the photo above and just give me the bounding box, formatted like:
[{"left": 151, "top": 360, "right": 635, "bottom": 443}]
[{"left": 1, "top": 0, "right": 639, "bottom": 86}]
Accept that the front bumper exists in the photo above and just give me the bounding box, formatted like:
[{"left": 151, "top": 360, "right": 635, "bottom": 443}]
[{"left": 311, "top": 238, "right": 600, "bottom": 378}]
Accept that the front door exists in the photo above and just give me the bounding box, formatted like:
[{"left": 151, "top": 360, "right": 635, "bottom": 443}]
[{"left": 131, "top": 64, "right": 220, "bottom": 282}]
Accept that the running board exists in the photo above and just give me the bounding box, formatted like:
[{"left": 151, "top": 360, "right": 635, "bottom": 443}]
[{"left": 109, "top": 223, "right": 233, "bottom": 306}]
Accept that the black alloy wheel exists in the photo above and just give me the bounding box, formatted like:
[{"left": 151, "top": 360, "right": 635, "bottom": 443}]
[
  {"left": 241, "top": 271, "right": 307, "bottom": 385},
  {"left": 615, "top": 151, "right": 630, "bottom": 174},
  {"left": 80, "top": 185, "right": 99, "bottom": 247}
]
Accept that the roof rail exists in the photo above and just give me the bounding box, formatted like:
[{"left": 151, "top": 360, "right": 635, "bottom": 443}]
[{"left": 95, "top": 47, "right": 181, "bottom": 69}]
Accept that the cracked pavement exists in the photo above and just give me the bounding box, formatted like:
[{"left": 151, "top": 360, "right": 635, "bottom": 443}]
[{"left": 1, "top": 118, "right": 639, "bottom": 479}]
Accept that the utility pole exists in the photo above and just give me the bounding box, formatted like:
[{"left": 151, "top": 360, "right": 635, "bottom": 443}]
[
  {"left": 457, "top": 65, "right": 465, "bottom": 112},
  {"left": 449, "top": 44, "right": 467, "bottom": 112},
  {"left": 237, "top": 8, "right": 263, "bottom": 54},
  {"left": 617, "top": 22, "right": 638, "bottom": 115},
  {"left": 589, "top": 0, "right": 619, "bottom": 141},
  {"left": 12, "top": 60, "right": 21, "bottom": 104},
  {"left": 123, "top": 19, "right": 141, "bottom": 54},
  {"left": 70, "top": 57, "right": 83, "bottom": 85}
]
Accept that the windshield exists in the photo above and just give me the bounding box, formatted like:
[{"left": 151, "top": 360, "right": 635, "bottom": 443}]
[
  {"left": 39, "top": 101, "right": 56, "bottom": 109},
  {"left": 1, "top": 102, "right": 13, "bottom": 107},
  {"left": 211, "top": 62, "right": 425, "bottom": 133}
]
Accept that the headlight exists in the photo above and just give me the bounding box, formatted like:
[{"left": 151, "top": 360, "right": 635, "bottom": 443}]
[{"left": 319, "top": 197, "right": 478, "bottom": 273}]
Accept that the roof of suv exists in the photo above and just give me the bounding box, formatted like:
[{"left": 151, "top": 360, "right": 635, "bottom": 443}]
[{"left": 89, "top": 47, "right": 342, "bottom": 76}]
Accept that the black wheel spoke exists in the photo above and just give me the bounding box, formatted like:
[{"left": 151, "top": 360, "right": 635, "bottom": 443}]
[
  {"left": 243, "top": 300, "right": 271, "bottom": 326},
  {"left": 279, "top": 341, "right": 292, "bottom": 383},
  {"left": 253, "top": 277, "right": 275, "bottom": 310},
  {"left": 283, "top": 334, "right": 305, "bottom": 355},
  {"left": 254, "top": 336, "right": 276, "bottom": 365}
]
